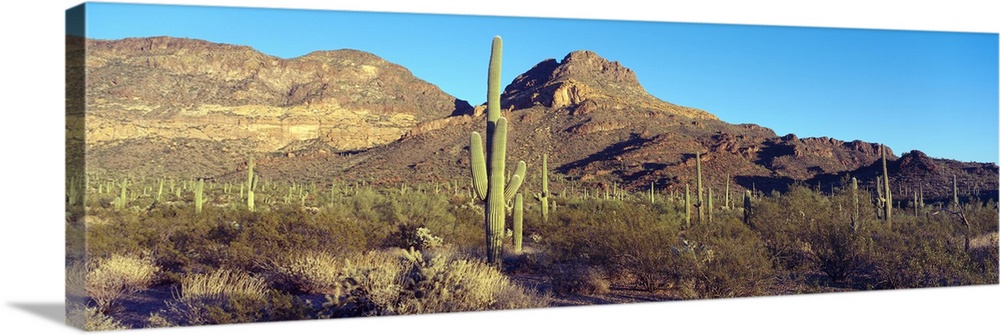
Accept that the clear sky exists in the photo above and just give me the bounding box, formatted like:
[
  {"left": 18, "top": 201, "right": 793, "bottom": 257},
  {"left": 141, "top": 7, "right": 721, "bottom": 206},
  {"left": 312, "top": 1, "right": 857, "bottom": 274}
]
[{"left": 80, "top": 1, "right": 999, "bottom": 164}]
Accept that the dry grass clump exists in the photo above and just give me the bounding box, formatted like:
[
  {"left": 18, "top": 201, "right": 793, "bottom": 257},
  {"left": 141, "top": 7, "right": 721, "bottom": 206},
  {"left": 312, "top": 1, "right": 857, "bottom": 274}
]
[
  {"left": 324, "top": 248, "right": 548, "bottom": 316},
  {"left": 969, "top": 232, "right": 999, "bottom": 250},
  {"left": 86, "top": 253, "right": 158, "bottom": 310},
  {"left": 274, "top": 250, "right": 342, "bottom": 294},
  {"left": 178, "top": 268, "right": 267, "bottom": 303},
  {"left": 164, "top": 268, "right": 287, "bottom": 326},
  {"left": 66, "top": 304, "right": 129, "bottom": 331}
]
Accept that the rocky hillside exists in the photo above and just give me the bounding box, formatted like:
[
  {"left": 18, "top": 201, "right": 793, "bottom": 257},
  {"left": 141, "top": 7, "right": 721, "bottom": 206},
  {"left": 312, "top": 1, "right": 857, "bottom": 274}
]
[
  {"left": 83, "top": 36, "right": 471, "bottom": 176},
  {"left": 261, "top": 49, "right": 981, "bottom": 199}
]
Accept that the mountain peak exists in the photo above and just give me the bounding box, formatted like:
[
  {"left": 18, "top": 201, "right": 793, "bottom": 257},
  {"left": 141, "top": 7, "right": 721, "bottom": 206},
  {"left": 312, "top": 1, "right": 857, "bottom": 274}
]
[
  {"left": 555, "top": 50, "right": 640, "bottom": 87},
  {"left": 501, "top": 50, "right": 716, "bottom": 120}
]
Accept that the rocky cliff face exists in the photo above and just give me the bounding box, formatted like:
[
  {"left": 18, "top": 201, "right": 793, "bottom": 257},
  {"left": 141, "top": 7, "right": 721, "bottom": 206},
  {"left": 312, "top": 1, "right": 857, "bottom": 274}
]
[
  {"left": 500, "top": 50, "right": 715, "bottom": 119},
  {"left": 84, "top": 36, "right": 471, "bottom": 154}
]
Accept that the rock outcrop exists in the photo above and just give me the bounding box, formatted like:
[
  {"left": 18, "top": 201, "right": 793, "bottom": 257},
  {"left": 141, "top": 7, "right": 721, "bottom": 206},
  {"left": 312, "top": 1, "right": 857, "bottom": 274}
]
[{"left": 84, "top": 36, "right": 472, "bottom": 154}]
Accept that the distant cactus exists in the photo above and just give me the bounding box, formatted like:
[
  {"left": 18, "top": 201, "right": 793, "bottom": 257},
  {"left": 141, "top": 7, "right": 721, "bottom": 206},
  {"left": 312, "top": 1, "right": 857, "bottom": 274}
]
[
  {"left": 707, "top": 187, "right": 713, "bottom": 223},
  {"left": 880, "top": 144, "right": 892, "bottom": 229},
  {"left": 695, "top": 151, "right": 703, "bottom": 223},
  {"left": 247, "top": 155, "right": 257, "bottom": 212},
  {"left": 156, "top": 178, "right": 164, "bottom": 203},
  {"left": 685, "top": 184, "right": 691, "bottom": 229},
  {"left": 469, "top": 36, "right": 527, "bottom": 266},
  {"left": 850, "top": 177, "right": 859, "bottom": 231},
  {"left": 114, "top": 180, "right": 128, "bottom": 210},
  {"left": 194, "top": 178, "right": 206, "bottom": 214},
  {"left": 952, "top": 175, "right": 959, "bottom": 208},
  {"left": 743, "top": 190, "right": 753, "bottom": 229},
  {"left": 534, "top": 154, "right": 550, "bottom": 222},
  {"left": 649, "top": 181, "right": 655, "bottom": 204},
  {"left": 724, "top": 174, "right": 730, "bottom": 209}
]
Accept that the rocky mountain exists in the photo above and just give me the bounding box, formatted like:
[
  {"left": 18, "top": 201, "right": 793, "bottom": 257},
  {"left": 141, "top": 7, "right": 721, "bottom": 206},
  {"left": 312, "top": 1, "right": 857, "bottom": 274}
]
[
  {"left": 82, "top": 36, "right": 471, "bottom": 176},
  {"left": 262, "top": 49, "right": 977, "bottom": 198},
  {"left": 76, "top": 36, "right": 998, "bottom": 201}
]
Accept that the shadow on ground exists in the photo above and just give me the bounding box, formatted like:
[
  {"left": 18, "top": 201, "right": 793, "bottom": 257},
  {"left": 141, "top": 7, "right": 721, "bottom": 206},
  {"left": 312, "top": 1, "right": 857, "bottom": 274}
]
[{"left": 9, "top": 302, "right": 65, "bottom": 326}]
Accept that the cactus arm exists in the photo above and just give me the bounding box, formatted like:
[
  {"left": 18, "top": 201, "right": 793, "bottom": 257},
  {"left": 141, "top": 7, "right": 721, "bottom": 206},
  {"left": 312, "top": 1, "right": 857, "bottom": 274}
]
[
  {"left": 470, "top": 132, "right": 488, "bottom": 200},
  {"left": 504, "top": 160, "right": 527, "bottom": 202}
]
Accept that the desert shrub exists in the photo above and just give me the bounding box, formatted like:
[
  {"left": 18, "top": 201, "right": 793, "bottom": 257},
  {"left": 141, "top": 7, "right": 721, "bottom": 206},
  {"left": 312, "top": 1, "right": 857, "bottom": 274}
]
[
  {"left": 395, "top": 248, "right": 549, "bottom": 314},
  {"left": 163, "top": 268, "right": 309, "bottom": 325},
  {"left": 66, "top": 304, "right": 129, "bottom": 331},
  {"left": 273, "top": 250, "right": 341, "bottom": 294},
  {"left": 321, "top": 248, "right": 548, "bottom": 317},
  {"left": 85, "top": 253, "right": 158, "bottom": 311},
  {"left": 386, "top": 225, "right": 445, "bottom": 251},
  {"left": 538, "top": 198, "right": 683, "bottom": 292},
  {"left": 672, "top": 218, "right": 776, "bottom": 299},
  {"left": 967, "top": 232, "right": 999, "bottom": 284},
  {"left": 546, "top": 261, "right": 611, "bottom": 295},
  {"left": 807, "top": 221, "right": 874, "bottom": 282},
  {"left": 223, "top": 207, "right": 368, "bottom": 272},
  {"left": 864, "top": 219, "right": 986, "bottom": 289}
]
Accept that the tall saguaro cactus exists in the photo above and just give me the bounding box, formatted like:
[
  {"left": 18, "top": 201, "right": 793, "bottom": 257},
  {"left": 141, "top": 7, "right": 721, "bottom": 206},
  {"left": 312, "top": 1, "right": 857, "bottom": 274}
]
[
  {"left": 695, "top": 151, "right": 704, "bottom": 222},
  {"left": 880, "top": 144, "right": 892, "bottom": 229},
  {"left": 850, "top": 177, "right": 859, "bottom": 231},
  {"left": 247, "top": 154, "right": 258, "bottom": 212},
  {"left": 952, "top": 174, "right": 959, "bottom": 208},
  {"left": 469, "top": 36, "right": 527, "bottom": 266}
]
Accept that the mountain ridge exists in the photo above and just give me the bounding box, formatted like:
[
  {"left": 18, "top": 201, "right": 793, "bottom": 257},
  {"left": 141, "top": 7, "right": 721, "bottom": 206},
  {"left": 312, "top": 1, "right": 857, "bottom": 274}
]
[{"left": 74, "top": 36, "right": 998, "bottom": 201}]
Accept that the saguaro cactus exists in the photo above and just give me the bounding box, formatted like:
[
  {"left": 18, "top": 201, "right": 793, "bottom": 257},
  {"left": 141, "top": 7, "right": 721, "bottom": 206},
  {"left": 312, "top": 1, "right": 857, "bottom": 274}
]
[
  {"left": 247, "top": 155, "right": 257, "bottom": 212},
  {"left": 469, "top": 36, "right": 527, "bottom": 266},
  {"left": 695, "top": 151, "right": 704, "bottom": 222},
  {"left": 534, "top": 153, "right": 550, "bottom": 222},
  {"left": 743, "top": 190, "right": 754, "bottom": 229},
  {"left": 194, "top": 178, "right": 206, "bottom": 214},
  {"left": 684, "top": 184, "right": 691, "bottom": 229},
  {"left": 880, "top": 144, "right": 892, "bottom": 229},
  {"left": 952, "top": 175, "right": 959, "bottom": 208},
  {"left": 707, "top": 187, "right": 713, "bottom": 223},
  {"left": 724, "top": 174, "right": 730, "bottom": 209},
  {"left": 649, "top": 181, "right": 655, "bottom": 204},
  {"left": 850, "top": 177, "right": 859, "bottom": 231}
]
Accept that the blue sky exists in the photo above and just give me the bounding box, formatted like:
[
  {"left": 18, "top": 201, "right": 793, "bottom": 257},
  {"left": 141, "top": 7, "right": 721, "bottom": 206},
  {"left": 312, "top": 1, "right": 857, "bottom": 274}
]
[{"left": 80, "top": 2, "right": 999, "bottom": 164}]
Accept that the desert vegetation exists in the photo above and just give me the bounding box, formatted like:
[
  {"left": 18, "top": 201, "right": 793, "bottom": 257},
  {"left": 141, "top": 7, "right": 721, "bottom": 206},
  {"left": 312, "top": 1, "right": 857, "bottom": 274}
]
[{"left": 65, "top": 154, "right": 999, "bottom": 329}]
